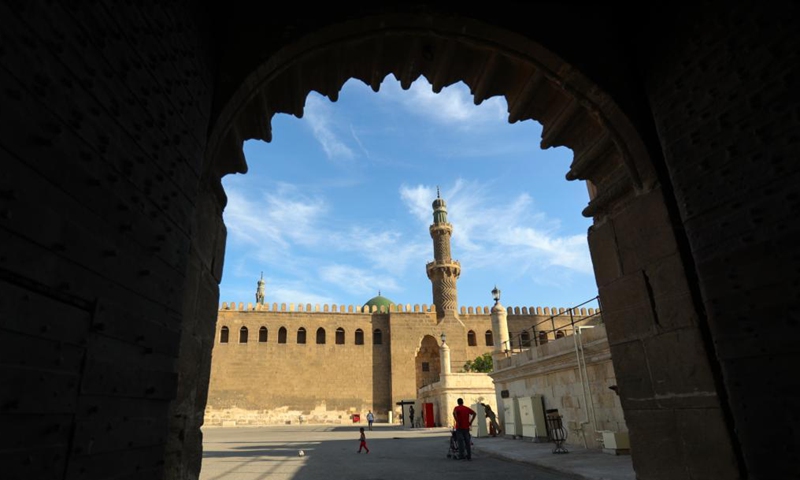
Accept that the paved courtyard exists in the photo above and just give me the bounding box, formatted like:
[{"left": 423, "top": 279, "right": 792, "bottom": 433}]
[{"left": 200, "top": 425, "right": 573, "bottom": 480}]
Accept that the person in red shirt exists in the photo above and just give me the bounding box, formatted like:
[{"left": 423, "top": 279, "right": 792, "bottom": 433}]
[{"left": 452, "top": 398, "right": 476, "bottom": 460}]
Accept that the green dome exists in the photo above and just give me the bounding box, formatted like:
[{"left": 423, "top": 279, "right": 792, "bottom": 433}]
[{"left": 363, "top": 293, "right": 395, "bottom": 310}]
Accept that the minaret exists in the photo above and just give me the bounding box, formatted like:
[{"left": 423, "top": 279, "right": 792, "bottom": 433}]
[
  {"left": 255, "top": 272, "right": 266, "bottom": 305},
  {"left": 426, "top": 188, "right": 460, "bottom": 319}
]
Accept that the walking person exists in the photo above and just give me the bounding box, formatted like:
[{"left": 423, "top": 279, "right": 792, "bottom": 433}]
[
  {"left": 357, "top": 427, "right": 370, "bottom": 454},
  {"left": 367, "top": 410, "right": 375, "bottom": 431},
  {"left": 452, "top": 398, "right": 476, "bottom": 460},
  {"left": 409, "top": 405, "right": 415, "bottom": 428}
]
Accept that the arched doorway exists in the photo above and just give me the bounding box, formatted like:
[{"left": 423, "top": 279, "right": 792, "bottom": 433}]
[
  {"left": 195, "top": 13, "right": 735, "bottom": 480},
  {"left": 415, "top": 335, "right": 442, "bottom": 391}
]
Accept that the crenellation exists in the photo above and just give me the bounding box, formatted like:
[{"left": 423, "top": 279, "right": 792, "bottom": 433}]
[
  {"left": 323, "top": 304, "right": 329, "bottom": 312},
  {"left": 522, "top": 307, "right": 528, "bottom": 314},
  {"left": 280, "top": 303, "right": 287, "bottom": 312},
  {"left": 238, "top": 302, "right": 244, "bottom": 310}
]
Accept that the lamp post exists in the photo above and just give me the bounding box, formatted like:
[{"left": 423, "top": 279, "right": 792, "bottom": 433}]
[
  {"left": 440, "top": 332, "right": 446, "bottom": 345},
  {"left": 491, "top": 285, "right": 501, "bottom": 304}
]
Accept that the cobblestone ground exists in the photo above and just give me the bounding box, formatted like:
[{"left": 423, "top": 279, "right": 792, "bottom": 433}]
[{"left": 200, "top": 425, "right": 571, "bottom": 480}]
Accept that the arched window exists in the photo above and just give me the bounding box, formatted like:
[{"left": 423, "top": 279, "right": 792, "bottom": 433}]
[
  {"left": 239, "top": 326, "right": 248, "bottom": 343},
  {"left": 485, "top": 330, "right": 494, "bottom": 346},
  {"left": 538, "top": 331, "right": 549, "bottom": 344},
  {"left": 297, "top": 327, "right": 306, "bottom": 344},
  {"left": 555, "top": 330, "right": 565, "bottom": 339},
  {"left": 373, "top": 329, "right": 383, "bottom": 345},
  {"left": 336, "top": 328, "right": 345, "bottom": 345},
  {"left": 316, "top": 327, "right": 326, "bottom": 344},
  {"left": 220, "top": 326, "right": 229, "bottom": 343},
  {"left": 355, "top": 329, "right": 364, "bottom": 345},
  {"left": 520, "top": 331, "right": 531, "bottom": 347},
  {"left": 278, "top": 327, "right": 287, "bottom": 344},
  {"left": 467, "top": 330, "right": 477, "bottom": 346},
  {"left": 259, "top": 326, "right": 268, "bottom": 343}
]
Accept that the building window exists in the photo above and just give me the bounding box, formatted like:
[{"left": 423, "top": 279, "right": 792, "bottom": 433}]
[
  {"left": 520, "top": 331, "right": 531, "bottom": 347},
  {"left": 239, "top": 326, "right": 248, "bottom": 343},
  {"left": 467, "top": 330, "right": 477, "bottom": 346},
  {"left": 316, "top": 327, "right": 326, "bottom": 344},
  {"left": 485, "top": 330, "right": 494, "bottom": 346},
  {"left": 555, "top": 330, "right": 565, "bottom": 339},
  {"left": 373, "top": 329, "right": 382, "bottom": 345},
  {"left": 336, "top": 328, "right": 345, "bottom": 345},
  {"left": 297, "top": 327, "right": 306, "bottom": 344},
  {"left": 220, "top": 326, "right": 229, "bottom": 343},
  {"left": 259, "top": 326, "right": 268, "bottom": 343},
  {"left": 278, "top": 327, "right": 287, "bottom": 344},
  {"left": 422, "top": 362, "right": 430, "bottom": 372},
  {"left": 355, "top": 329, "right": 364, "bottom": 345},
  {"left": 538, "top": 331, "right": 549, "bottom": 344}
]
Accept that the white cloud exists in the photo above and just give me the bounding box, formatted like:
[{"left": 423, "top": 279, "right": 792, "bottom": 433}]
[
  {"left": 223, "top": 182, "right": 327, "bottom": 251},
  {"left": 268, "top": 285, "right": 336, "bottom": 307},
  {"left": 399, "top": 184, "right": 437, "bottom": 223},
  {"left": 382, "top": 80, "right": 507, "bottom": 128},
  {"left": 319, "top": 264, "right": 401, "bottom": 296},
  {"left": 398, "top": 179, "right": 592, "bottom": 276},
  {"left": 305, "top": 95, "right": 356, "bottom": 161}
]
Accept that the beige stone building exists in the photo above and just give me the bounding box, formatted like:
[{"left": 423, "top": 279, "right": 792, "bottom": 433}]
[{"left": 204, "top": 194, "right": 598, "bottom": 427}]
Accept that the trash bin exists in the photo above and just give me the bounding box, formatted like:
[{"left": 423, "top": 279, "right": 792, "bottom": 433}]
[{"left": 352, "top": 414, "right": 361, "bottom": 423}]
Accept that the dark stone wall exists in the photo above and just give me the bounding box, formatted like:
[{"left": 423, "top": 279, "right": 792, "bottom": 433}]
[
  {"left": 642, "top": 3, "right": 800, "bottom": 479},
  {"left": 1, "top": 1, "right": 797, "bottom": 479},
  {"left": 0, "top": 2, "right": 215, "bottom": 479}
]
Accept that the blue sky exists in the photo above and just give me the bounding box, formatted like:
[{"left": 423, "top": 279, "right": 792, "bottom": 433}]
[{"left": 218, "top": 78, "right": 598, "bottom": 311}]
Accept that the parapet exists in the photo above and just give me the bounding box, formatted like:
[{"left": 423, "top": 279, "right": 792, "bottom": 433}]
[{"left": 219, "top": 302, "right": 439, "bottom": 314}]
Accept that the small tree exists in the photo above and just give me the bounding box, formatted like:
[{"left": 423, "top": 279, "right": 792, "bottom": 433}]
[{"left": 463, "top": 352, "right": 493, "bottom": 373}]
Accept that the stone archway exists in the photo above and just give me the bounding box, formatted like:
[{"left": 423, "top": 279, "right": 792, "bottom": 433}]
[
  {"left": 185, "top": 12, "right": 737, "bottom": 480},
  {"left": 415, "top": 335, "right": 442, "bottom": 391}
]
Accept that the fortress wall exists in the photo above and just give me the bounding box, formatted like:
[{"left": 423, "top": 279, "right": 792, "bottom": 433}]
[
  {"left": 206, "top": 306, "right": 600, "bottom": 425},
  {"left": 205, "top": 311, "right": 392, "bottom": 425},
  {"left": 219, "top": 302, "right": 437, "bottom": 313}
]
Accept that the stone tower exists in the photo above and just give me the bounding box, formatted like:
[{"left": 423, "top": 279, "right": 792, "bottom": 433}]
[{"left": 426, "top": 189, "right": 460, "bottom": 319}]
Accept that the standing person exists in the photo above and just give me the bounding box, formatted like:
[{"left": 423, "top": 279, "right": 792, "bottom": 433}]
[
  {"left": 452, "top": 398, "right": 476, "bottom": 460},
  {"left": 482, "top": 403, "right": 502, "bottom": 436},
  {"left": 366, "top": 410, "right": 375, "bottom": 431},
  {"left": 357, "top": 427, "right": 370, "bottom": 454},
  {"left": 409, "top": 405, "right": 415, "bottom": 428}
]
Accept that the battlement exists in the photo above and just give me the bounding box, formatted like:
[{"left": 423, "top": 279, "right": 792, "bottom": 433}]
[
  {"left": 219, "top": 302, "right": 437, "bottom": 314},
  {"left": 459, "top": 305, "right": 597, "bottom": 316},
  {"left": 218, "top": 302, "right": 596, "bottom": 316}
]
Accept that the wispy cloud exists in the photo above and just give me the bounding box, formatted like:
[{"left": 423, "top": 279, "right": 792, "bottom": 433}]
[
  {"left": 305, "top": 95, "right": 356, "bottom": 161},
  {"left": 319, "top": 264, "right": 401, "bottom": 296},
  {"left": 223, "top": 182, "right": 327, "bottom": 251},
  {"left": 398, "top": 180, "right": 592, "bottom": 276}
]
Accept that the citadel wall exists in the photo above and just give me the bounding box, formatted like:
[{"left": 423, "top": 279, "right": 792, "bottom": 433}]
[
  {"left": 205, "top": 302, "right": 597, "bottom": 426},
  {"left": 205, "top": 308, "right": 392, "bottom": 425}
]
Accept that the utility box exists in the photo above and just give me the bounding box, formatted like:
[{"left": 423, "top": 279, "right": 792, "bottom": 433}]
[
  {"left": 518, "top": 395, "right": 547, "bottom": 439},
  {"left": 502, "top": 397, "right": 522, "bottom": 437},
  {"left": 602, "top": 431, "right": 631, "bottom": 455},
  {"left": 472, "top": 403, "right": 488, "bottom": 437}
]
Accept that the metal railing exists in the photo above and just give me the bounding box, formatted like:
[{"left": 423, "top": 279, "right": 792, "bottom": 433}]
[{"left": 502, "top": 296, "right": 602, "bottom": 353}]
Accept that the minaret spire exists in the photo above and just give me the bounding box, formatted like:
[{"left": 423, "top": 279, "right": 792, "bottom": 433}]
[
  {"left": 426, "top": 191, "right": 460, "bottom": 319},
  {"left": 255, "top": 272, "right": 266, "bottom": 305}
]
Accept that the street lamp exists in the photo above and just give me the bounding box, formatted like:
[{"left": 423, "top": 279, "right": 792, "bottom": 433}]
[
  {"left": 491, "top": 285, "right": 501, "bottom": 304},
  {"left": 440, "top": 332, "right": 446, "bottom": 344}
]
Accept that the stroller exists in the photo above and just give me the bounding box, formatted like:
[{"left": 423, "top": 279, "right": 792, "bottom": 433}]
[{"left": 446, "top": 429, "right": 462, "bottom": 459}]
